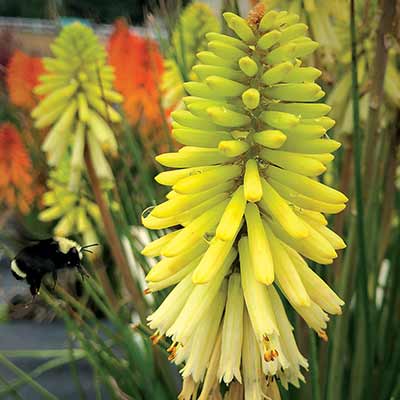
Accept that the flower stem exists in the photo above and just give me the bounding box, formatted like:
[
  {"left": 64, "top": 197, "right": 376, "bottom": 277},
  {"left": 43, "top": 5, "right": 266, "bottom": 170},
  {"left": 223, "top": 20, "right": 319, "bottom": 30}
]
[
  {"left": 361, "top": 0, "right": 396, "bottom": 193},
  {"left": 349, "top": 1, "right": 371, "bottom": 399},
  {"left": 309, "top": 331, "right": 321, "bottom": 400},
  {"left": 84, "top": 145, "right": 147, "bottom": 321}
]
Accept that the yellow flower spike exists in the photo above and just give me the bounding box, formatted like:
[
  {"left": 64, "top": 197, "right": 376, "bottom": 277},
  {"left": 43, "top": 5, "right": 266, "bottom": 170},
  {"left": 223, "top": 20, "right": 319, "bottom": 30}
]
[
  {"left": 39, "top": 158, "right": 102, "bottom": 248},
  {"left": 218, "top": 273, "right": 244, "bottom": 385},
  {"left": 33, "top": 22, "right": 121, "bottom": 187},
  {"left": 244, "top": 159, "right": 263, "bottom": 202},
  {"left": 241, "top": 88, "right": 260, "bottom": 109},
  {"left": 215, "top": 186, "right": 246, "bottom": 241},
  {"left": 143, "top": 7, "right": 348, "bottom": 395},
  {"left": 253, "top": 129, "right": 287, "bottom": 149},
  {"left": 244, "top": 203, "right": 274, "bottom": 285}
]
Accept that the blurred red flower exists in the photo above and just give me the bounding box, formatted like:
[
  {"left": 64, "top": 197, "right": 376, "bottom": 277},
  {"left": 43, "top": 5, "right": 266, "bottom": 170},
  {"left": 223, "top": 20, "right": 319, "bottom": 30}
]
[
  {"left": 108, "top": 19, "right": 165, "bottom": 139},
  {"left": 0, "top": 122, "right": 36, "bottom": 214},
  {"left": 6, "top": 50, "right": 44, "bottom": 110}
]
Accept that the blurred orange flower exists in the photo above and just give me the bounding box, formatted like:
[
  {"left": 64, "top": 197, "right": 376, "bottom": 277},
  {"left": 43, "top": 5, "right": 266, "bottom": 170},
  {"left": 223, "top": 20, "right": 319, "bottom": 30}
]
[
  {"left": 6, "top": 50, "right": 44, "bottom": 110},
  {"left": 0, "top": 122, "right": 35, "bottom": 214},
  {"left": 108, "top": 19, "right": 165, "bottom": 139}
]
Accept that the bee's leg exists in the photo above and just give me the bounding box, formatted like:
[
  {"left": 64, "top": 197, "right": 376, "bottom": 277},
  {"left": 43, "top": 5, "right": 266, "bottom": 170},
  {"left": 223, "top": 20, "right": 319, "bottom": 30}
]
[
  {"left": 52, "top": 271, "right": 58, "bottom": 290},
  {"left": 27, "top": 274, "right": 42, "bottom": 298}
]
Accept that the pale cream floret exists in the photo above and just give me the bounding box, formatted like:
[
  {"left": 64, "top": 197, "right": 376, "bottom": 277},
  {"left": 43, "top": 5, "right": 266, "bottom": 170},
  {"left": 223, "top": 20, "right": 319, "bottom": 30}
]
[
  {"left": 11, "top": 260, "right": 27, "bottom": 278},
  {"left": 54, "top": 237, "right": 82, "bottom": 259}
]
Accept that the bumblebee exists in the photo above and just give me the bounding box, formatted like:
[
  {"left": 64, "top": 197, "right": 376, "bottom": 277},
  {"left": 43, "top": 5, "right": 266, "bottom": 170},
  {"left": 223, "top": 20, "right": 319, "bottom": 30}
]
[{"left": 10, "top": 237, "right": 96, "bottom": 296}]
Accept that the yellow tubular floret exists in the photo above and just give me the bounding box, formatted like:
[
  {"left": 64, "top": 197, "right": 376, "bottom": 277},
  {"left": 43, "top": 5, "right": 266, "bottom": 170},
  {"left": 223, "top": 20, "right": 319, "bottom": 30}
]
[
  {"left": 259, "top": 178, "right": 309, "bottom": 239},
  {"left": 216, "top": 186, "right": 246, "bottom": 241},
  {"left": 244, "top": 203, "right": 274, "bottom": 285},
  {"left": 244, "top": 159, "right": 263, "bottom": 202}
]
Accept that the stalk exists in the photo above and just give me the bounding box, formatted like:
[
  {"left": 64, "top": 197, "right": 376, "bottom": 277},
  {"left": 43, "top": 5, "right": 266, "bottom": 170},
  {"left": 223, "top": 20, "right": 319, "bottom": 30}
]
[
  {"left": 84, "top": 145, "right": 147, "bottom": 320},
  {"left": 309, "top": 331, "right": 321, "bottom": 400},
  {"left": 348, "top": 2, "right": 371, "bottom": 399},
  {"left": 362, "top": 0, "right": 396, "bottom": 191},
  {"left": 0, "top": 353, "right": 58, "bottom": 400}
]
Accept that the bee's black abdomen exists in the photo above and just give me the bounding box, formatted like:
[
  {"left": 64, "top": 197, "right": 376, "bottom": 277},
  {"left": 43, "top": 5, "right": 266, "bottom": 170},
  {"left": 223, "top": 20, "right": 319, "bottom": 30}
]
[{"left": 11, "top": 269, "right": 25, "bottom": 280}]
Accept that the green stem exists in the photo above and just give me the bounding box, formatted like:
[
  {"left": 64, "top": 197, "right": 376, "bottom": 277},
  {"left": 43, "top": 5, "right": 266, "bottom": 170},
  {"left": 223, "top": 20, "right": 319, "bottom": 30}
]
[
  {"left": 350, "top": 0, "right": 370, "bottom": 329},
  {"left": 0, "top": 353, "right": 58, "bottom": 400},
  {"left": 84, "top": 145, "right": 147, "bottom": 320},
  {"left": 309, "top": 331, "right": 321, "bottom": 400},
  {"left": 349, "top": 2, "right": 371, "bottom": 399},
  {"left": 361, "top": 0, "right": 396, "bottom": 187}
]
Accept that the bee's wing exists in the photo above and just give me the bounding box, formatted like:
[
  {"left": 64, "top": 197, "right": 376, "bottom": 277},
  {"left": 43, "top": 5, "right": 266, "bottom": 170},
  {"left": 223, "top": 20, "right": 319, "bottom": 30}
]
[{"left": 0, "top": 213, "right": 48, "bottom": 259}]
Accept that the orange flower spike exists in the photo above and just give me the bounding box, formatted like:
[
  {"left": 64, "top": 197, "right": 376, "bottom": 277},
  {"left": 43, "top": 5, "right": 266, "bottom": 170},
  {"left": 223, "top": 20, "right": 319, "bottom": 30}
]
[
  {"left": 6, "top": 50, "right": 44, "bottom": 110},
  {"left": 0, "top": 123, "right": 35, "bottom": 213},
  {"left": 108, "top": 19, "right": 164, "bottom": 131}
]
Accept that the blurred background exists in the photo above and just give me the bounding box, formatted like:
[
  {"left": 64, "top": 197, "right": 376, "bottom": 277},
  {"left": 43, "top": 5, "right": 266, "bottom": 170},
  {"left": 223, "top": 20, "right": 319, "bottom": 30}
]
[{"left": 0, "top": 0, "right": 399, "bottom": 399}]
